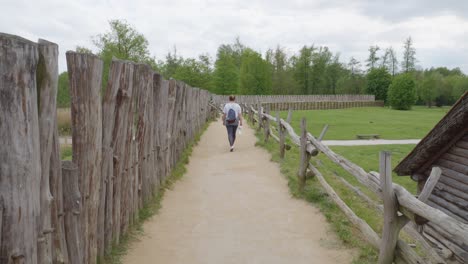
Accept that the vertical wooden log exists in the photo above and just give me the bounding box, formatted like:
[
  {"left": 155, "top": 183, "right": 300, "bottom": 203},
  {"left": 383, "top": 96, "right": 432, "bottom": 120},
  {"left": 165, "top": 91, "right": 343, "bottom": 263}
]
[
  {"left": 0, "top": 33, "right": 40, "bottom": 264},
  {"left": 99, "top": 146, "right": 112, "bottom": 255},
  {"left": 165, "top": 80, "right": 177, "bottom": 176},
  {"left": 36, "top": 39, "right": 59, "bottom": 264},
  {"left": 277, "top": 112, "right": 286, "bottom": 159},
  {"left": 62, "top": 161, "right": 84, "bottom": 264},
  {"left": 50, "top": 128, "right": 69, "bottom": 264},
  {"left": 263, "top": 105, "right": 270, "bottom": 142},
  {"left": 102, "top": 60, "right": 134, "bottom": 246},
  {"left": 318, "top": 124, "right": 329, "bottom": 141},
  {"left": 378, "top": 151, "right": 399, "bottom": 264},
  {"left": 298, "top": 118, "right": 310, "bottom": 191},
  {"left": 67, "top": 51, "right": 103, "bottom": 264},
  {"left": 286, "top": 108, "right": 293, "bottom": 123},
  {"left": 257, "top": 104, "right": 262, "bottom": 131}
]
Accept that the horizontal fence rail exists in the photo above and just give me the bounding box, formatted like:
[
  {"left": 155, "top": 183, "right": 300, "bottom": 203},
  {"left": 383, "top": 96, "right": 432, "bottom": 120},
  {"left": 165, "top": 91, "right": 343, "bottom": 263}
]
[{"left": 245, "top": 103, "right": 465, "bottom": 264}]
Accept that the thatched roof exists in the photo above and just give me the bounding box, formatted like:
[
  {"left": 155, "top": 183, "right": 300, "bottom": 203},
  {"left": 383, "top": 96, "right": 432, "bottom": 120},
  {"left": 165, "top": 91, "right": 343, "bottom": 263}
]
[{"left": 394, "top": 91, "right": 468, "bottom": 176}]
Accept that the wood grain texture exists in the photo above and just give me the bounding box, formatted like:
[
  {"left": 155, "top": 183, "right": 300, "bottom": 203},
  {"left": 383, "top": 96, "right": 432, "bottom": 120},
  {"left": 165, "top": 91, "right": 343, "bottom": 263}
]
[{"left": 0, "top": 33, "right": 40, "bottom": 264}]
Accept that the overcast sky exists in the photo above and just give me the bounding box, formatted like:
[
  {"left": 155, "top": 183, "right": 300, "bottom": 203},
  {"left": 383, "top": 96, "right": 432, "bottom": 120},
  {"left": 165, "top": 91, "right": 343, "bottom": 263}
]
[{"left": 2, "top": 0, "right": 468, "bottom": 73}]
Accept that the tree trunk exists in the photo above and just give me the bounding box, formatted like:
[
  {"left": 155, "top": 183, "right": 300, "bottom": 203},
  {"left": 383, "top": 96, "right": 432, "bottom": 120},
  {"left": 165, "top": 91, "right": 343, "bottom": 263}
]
[{"left": 0, "top": 33, "right": 41, "bottom": 264}]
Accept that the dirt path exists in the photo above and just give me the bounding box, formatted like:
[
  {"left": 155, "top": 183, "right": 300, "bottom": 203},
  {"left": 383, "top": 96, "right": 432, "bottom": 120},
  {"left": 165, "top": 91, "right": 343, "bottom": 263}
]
[{"left": 123, "top": 120, "right": 354, "bottom": 264}]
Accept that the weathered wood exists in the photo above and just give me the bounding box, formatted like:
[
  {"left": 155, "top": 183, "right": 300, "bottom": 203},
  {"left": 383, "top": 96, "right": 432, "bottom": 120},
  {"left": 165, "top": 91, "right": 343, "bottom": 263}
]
[
  {"left": 286, "top": 108, "right": 293, "bottom": 123},
  {"left": 450, "top": 146, "right": 468, "bottom": 159},
  {"left": 393, "top": 184, "right": 468, "bottom": 248},
  {"left": 426, "top": 224, "right": 468, "bottom": 263},
  {"left": 379, "top": 151, "right": 406, "bottom": 264},
  {"left": 99, "top": 146, "right": 112, "bottom": 255},
  {"left": 298, "top": 118, "right": 311, "bottom": 190},
  {"left": 50, "top": 128, "right": 69, "bottom": 264},
  {"left": 318, "top": 124, "right": 329, "bottom": 141},
  {"left": 37, "top": 39, "right": 59, "bottom": 264},
  {"left": 308, "top": 164, "right": 380, "bottom": 248},
  {"left": 277, "top": 112, "right": 286, "bottom": 159},
  {"left": 257, "top": 104, "right": 262, "bottom": 131},
  {"left": 67, "top": 51, "right": 103, "bottom": 263},
  {"left": 423, "top": 226, "right": 454, "bottom": 260},
  {"left": 0, "top": 33, "right": 40, "bottom": 264},
  {"left": 418, "top": 167, "right": 442, "bottom": 203},
  {"left": 62, "top": 161, "right": 84, "bottom": 264},
  {"left": 264, "top": 105, "right": 270, "bottom": 142}
]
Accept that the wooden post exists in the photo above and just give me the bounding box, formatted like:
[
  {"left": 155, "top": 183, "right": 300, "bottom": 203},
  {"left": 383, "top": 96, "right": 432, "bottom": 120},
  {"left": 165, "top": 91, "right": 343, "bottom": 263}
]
[
  {"left": 298, "top": 118, "right": 311, "bottom": 191},
  {"left": 0, "top": 33, "right": 40, "bottom": 264},
  {"left": 318, "top": 124, "right": 329, "bottom": 141},
  {"left": 62, "top": 161, "right": 84, "bottom": 264},
  {"left": 277, "top": 112, "right": 285, "bottom": 159},
  {"left": 286, "top": 108, "right": 293, "bottom": 123},
  {"left": 378, "top": 151, "right": 407, "bottom": 264},
  {"left": 257, "top": 104, "right": 262, "bottom": 131},
  {"left": 67, "top": 51, "right": 103, "bottom": 264},
  {"left": 264, "top": 105, "right": 270, "bottom": 142},
  {"left": 37, "top": 39, "right": 59, "bottom": 264}
]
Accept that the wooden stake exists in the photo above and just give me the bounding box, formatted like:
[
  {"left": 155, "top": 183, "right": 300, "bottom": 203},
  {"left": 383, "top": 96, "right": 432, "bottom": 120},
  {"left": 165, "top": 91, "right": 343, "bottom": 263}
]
[{"left": 298, "top": 118, "right": 311, "bottom": 190}]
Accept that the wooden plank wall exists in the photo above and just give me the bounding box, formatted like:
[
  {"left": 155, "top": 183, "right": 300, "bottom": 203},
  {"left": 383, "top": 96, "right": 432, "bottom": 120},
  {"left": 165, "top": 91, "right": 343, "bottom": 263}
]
[
  {"left": 212, "top": 94, "right": 377, "bottom": 105},
  {"left": 0, "top": 34, "right": 213, "bottom": 264},
  {"left": 422, "top": 132, "right": 468, "bottom": 263}
]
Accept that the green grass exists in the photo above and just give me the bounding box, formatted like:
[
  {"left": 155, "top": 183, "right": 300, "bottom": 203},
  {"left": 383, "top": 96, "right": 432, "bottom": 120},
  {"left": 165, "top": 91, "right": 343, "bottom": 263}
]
[
  {"left": 99, "top": 121, "right": 211, "bottom": 264},
  {"left": 280, "top": 106, "right": 448, "bottom": 140},
  {"left": 60, "top": 145, "right": 72, "bottom": 160},
  {"left": 253, "top": 120, "right": 426, "bottom": 262},
  {"left": 329, "top": 145, "right": 417, "bottom": 194}
]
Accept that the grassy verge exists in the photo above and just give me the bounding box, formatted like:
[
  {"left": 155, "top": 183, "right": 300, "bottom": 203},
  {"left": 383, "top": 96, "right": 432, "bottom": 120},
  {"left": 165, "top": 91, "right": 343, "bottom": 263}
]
[
  {"left": 252, "top": 123, "right": 426, "bottom": 263},
  {"left": 60, "top": 145, "right": 72, "bottom": 160},
  {"left": 99, "top": 121, "right": 211, "bottom": 264},
  {"left": 279, "top": 106, "right": 447, "bottom": 140},
  {"left": 254, "top": 130, "right": 379, "bottom": 263}
]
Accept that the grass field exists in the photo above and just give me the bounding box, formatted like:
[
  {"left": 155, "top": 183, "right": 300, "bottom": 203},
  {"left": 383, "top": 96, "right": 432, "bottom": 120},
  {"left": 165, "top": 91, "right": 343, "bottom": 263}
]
[{"left": 280, "top": 106, "right": 448, "bottom": 140}]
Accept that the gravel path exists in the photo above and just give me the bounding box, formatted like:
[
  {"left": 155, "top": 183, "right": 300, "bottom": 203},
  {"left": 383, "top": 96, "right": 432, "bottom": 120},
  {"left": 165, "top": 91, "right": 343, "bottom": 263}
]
[{"left": 122, "top": 120, "right": 354, "bottom": 264}]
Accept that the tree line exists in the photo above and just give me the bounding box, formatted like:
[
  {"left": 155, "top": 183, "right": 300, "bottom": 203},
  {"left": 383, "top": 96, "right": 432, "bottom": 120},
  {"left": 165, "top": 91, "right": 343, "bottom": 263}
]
[{"left": 58, "top": 19, "right": 467, "bottom": 109}]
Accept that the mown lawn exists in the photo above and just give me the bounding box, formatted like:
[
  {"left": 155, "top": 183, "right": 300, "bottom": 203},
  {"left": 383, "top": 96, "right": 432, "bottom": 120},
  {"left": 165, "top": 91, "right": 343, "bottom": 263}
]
[{"left": 279, "top": 106, "right": 448, "bottom": 140}]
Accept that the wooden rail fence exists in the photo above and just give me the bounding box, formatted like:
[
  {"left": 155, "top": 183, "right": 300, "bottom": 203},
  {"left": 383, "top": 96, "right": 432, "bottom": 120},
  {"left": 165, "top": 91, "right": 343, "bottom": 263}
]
[
  {"left": 0, "top": 33, "right": 216, "bottom": 264},
  {"left": 245, "top": 104, "right": 466, "bottom": 264}
]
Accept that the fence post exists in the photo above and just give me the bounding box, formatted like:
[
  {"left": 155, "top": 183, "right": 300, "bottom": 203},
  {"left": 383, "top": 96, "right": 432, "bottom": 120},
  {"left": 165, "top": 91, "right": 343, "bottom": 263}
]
[
  {"left": 298, "top": 118, "right": 311, "bottom": 191},
  {"left": 277, "top": 112, "right": 285, "bottom": 159},
  {"left": 378, "top": 151, "right": 401, "bottom": 264},
  {"left": 62, "top": 161, "right": 84, "bottom": 264},
  {"left": 257, "top": 103, "right": 262, "bottom": 131},
  {"left": 67, "top": 51, "right": 103, "bottom": 264},
  {"left": 286, "top": 108, "right": 293, "bottom": 123},
  {"left": 0, "top": 33, "right": 40, "bottom": 264},
  {"left": 263, "top": 105, "right": 270, "bottom": 142},
  {"left": 37, "top": 39, "right": 59, "bottom": 264}
]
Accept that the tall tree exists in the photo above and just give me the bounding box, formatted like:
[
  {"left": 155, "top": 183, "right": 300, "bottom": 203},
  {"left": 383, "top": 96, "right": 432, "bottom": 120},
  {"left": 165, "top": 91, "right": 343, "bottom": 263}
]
[
  {"left": 402, "top": 37, "right": 416, "bottom": 73},
  {"left": 292, "top": 45, "right": 315, "bottom": 94},
  {"left": 239, "top": 48, "right": 271, "bottom": 94},
  {"left": 366, "top": 45, "right": 380, "bottom": 71},
  {"left": 310, "top": 46, "right": 332, "bottom": 93},
  {"left": 383, "top": 47, "right": 398, "bottom": 76},
  {"left": 348, "top": 57, "right": 362, "bottom": 76},
  {"left": 366, "top": 67, "right": 392, "bottom": 102},
  {"left": 213, "top": 47, "right": 239, "bottom": 95},
  {"left": 93, "top": 19, "right": 151, "bottom": 90},
  {"left": 266, "top": 46, "right": 297, "bottom": 94}
]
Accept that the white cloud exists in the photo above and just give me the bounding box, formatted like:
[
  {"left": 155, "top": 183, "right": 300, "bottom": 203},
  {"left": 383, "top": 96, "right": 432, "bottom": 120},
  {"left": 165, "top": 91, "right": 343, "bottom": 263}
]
[{"left": 1, "top": 0, "right": 467, "bottom": 73}]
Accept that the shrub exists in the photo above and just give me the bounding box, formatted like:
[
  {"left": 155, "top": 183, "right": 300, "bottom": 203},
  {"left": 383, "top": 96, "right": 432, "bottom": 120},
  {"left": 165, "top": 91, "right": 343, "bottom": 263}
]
[
  {"left": 387, "top": 74, "right": 416, "bottom": 110},
  {"left": 366, "top": 67, "right": 392, "bottom": 102}
]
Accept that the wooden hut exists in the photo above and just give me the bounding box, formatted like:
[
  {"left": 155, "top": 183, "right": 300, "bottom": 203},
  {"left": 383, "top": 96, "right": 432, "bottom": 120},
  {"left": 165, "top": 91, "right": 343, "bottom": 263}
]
[{"left": 394, "top": 91, "right": 468, "bottom": 263}]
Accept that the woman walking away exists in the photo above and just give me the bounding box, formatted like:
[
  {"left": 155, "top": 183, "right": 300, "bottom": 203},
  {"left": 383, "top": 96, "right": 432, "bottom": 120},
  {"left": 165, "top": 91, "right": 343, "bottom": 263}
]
[{"left": 222, "top": 95, "right": 243, "bottom": 152}]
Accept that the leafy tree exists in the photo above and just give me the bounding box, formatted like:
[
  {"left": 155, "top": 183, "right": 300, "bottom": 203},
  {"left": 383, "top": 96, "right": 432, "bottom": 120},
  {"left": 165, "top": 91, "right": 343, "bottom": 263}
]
[
  {"left": 161, "top": 47, "right": 183, "bottom": 78},
  {"left": 366, "top": 67, "right": 392, "bottom": 102},
  {"left": 310, "top": 46, "right": 332, "bottom": 93},
  {"left": 292, "top": 45, "right": 315, "bottom": 94},
  {"left": 348, "top": 57, "right": 362, "bottom": 76},
  {"left": 76, "top": 46, "right": 94, "bottom": 54},
  {"left": 172, "top": 55, "right": 214, "bottom": 91},
  {"left": 324, "top": 54, "right": 345, "bottom": 94},
  {"left": 366, "top": 45, "right": 380, "bottom": 71},
  {"left": 418, "top": 72, "right": 440, "bottom": 107},
  {"left": 239, "top": 48, "right": 271, "bottom": 94},
  {"left": 402, "top": 37, "right": 416, "bottom": 73},
  {"left": 57, "top": 72, "right": 70, "bottom": 107},
  {"left": 93, "top": 19, "right": 151, "bottom": 91},
  {"left": 213, "top": 47, "right": 239, "bottom": 95},
  {"left": 388, "top": 74, "right": 417, "bottom": 110},
  {"left": 266, "top": 46, "right": 297, "bottom": 94}
]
